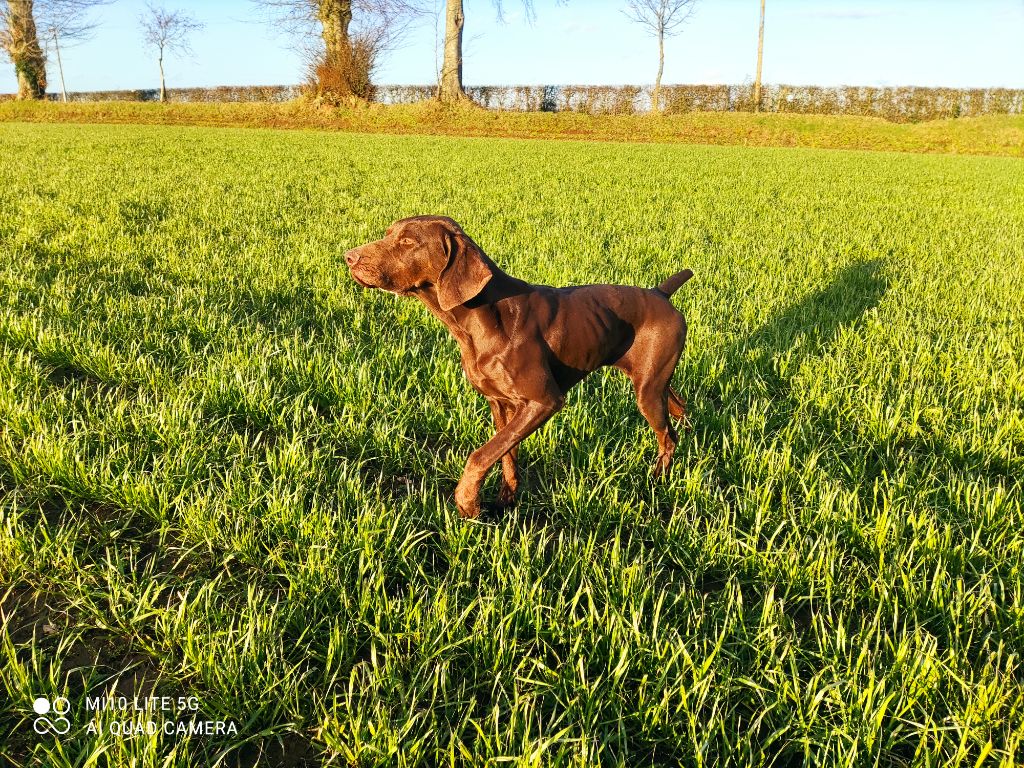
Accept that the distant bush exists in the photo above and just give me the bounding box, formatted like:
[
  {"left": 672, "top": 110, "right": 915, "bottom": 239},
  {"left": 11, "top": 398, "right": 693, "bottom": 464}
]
[
  {"left": 374, "top": 84, "right": 435, "bottom": 104},
  {"left": 24, "top": 83, "right": 1024, "bottom": 122},
  {"left": 305, "top": 38, "right": 379, "bottom": 104}
]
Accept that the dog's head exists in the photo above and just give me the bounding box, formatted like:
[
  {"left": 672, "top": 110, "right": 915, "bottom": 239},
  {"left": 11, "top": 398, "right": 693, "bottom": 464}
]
[{"left": 345, "top": 216, "right": 494, "bottom": 311}]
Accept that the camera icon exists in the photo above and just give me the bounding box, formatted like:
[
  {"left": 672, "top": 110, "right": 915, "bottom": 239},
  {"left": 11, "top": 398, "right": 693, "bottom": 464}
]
[{"left": 32, "top": 696, "right": 71, "bottom": 735}]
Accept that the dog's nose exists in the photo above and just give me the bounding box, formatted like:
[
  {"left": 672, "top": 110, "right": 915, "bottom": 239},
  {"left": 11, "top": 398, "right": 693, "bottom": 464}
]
[{"left": 345, "top": 249, "right": 360, "bottom": 267}]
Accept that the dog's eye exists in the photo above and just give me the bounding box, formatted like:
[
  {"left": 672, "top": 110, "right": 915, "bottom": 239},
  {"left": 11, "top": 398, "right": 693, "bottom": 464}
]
[{"left": 399, "top": 237, "right": 415, "bottom": 246}]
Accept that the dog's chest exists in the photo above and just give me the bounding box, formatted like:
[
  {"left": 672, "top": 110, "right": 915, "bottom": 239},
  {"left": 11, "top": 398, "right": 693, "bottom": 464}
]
[
  {"left": 458, "top": 340, "right": 516, "bottom": 399},
  {"left": 443, "top": 301, "right": 541, "bottom": 402}
]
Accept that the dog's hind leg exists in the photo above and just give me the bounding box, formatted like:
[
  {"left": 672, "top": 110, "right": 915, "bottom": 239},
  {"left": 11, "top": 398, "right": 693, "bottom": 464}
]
[
  {"left": 633, "top": 377, "right": 679, "bottom": 479},
  {"left": 615, "top": 324, "right": 685, "bottom": 479}
]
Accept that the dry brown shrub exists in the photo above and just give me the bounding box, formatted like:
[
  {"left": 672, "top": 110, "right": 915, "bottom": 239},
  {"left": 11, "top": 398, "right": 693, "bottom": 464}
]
[{"left": 305, "top": 36, "right": 378, "bottom": 104}]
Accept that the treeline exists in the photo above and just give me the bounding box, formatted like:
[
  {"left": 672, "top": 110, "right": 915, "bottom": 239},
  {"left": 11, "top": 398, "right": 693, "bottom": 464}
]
[
  {"left": 0, "top": 0, "right": 757, "bottom": 108},
  {"left": 12, "top": 83, "right": 1022, "bottom": 123},
  {"left": 3, "top": 1, "right": 1021, "bottom": 120}
]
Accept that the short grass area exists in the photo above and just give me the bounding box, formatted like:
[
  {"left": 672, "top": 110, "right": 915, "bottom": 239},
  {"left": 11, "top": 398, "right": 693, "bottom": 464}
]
[
  {"left": 2, "top": 99, "right": 1023, "bottom": 157},
  {"left": 0, "top": 122, "right": 1022, "bottom": 766}
]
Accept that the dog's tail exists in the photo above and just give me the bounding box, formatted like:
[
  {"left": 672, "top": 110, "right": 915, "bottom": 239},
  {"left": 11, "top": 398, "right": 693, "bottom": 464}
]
[{"left": 655, "top": 269, "right": 694, "bottom": 297}]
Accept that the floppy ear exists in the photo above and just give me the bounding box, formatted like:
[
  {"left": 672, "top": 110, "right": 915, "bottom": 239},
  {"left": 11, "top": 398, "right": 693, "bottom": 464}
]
[{"left": 435, "top": 228, "right": 494, "bottom": 312}]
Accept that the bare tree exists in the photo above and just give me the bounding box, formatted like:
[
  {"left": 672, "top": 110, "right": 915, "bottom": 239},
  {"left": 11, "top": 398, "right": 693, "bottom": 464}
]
[
  {"left": 36, "top": 0, "right": 108, "bottom": 101},
  {"left": 0, "top": 0, "right": 47, "bottom": 99},
  {"left": 438, "top": 0, "right": 566, "bottom": 104},
  {"left": 1, "top": 0, "right": 104, "bottom": 101},
  {"left": 439, "top": 0, "right": 464, "bottom": 102},
  {"left": 254, "top": 0, "right": 425, "bottom": 101},
  {"left": 753, "top": 0, "right": 765, "bottom": 112},
  {"left": 624, "top": 0, "right": 698, "bottom": 113},
  {"left": 139, "top": 4, "right": 202, "bottom": 102}
]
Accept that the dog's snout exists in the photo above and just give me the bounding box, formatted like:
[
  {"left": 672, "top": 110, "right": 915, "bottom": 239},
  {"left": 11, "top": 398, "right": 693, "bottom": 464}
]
[{"left": 345, "top": 249, "right": 361, "bottom": 267}]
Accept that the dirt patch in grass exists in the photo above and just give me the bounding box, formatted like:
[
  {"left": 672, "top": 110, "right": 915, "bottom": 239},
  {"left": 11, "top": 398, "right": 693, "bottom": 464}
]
[
  {"left": 232, "top": 731, "right": 321, "bottom": 768},
  {"left": 1, "top": 586, "right": 58, "bottom": 646}
]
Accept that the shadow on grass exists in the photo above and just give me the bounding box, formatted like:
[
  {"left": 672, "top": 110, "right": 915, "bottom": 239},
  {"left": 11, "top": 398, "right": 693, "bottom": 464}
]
[
  {"left": 712, "top": 256, "right": 1018, "bottom": 495},
  {"left": 687, "top": 258, "right": 887, "bottom": 458},
  {"left": 684, "top": 258, "right": 1017, "bottom": 598},
  {"left": 721, "top": 258, "right": 887, "bottom": 404}
]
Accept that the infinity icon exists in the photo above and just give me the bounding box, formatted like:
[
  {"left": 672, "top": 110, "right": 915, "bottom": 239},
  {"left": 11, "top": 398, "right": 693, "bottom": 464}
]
[{"left": 33, "top": 715, "right": 71, "bottom": 735}]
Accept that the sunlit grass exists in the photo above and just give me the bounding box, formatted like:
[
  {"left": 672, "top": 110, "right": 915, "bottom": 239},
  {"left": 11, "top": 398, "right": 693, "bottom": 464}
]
[
  {"left": 2, "top": 100, "right": 1023, "bottom": 158},
  {"left": 0, "top": 122, "right": 1022, "bottom": 766}
]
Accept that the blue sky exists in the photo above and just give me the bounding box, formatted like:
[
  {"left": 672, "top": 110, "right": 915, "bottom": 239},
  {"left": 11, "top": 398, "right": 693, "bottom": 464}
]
[{"left": 2, "top": 0, "right": 1022, "bottom": 94}]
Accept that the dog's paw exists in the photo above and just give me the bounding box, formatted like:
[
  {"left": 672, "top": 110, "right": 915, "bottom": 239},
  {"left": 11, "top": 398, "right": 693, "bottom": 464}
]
[
  {"left": 455, "top": 478, "right": 482, "bottom": 519},
  {"left": 496, "top": 482, "right": 518, "bottom": 509},
  {"left": 457, "top": 502, "right": 481, "bottom": 519},
  {"left": 652, "top": 455, "right": 673, "bottom": 480}
]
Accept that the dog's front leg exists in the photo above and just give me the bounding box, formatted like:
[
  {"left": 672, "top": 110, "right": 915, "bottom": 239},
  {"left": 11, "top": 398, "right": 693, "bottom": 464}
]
[
  {"left": 487, "top": 399, "right": 521, "bottom": 508},
  {"left": 456, "top": 396, "right": 564, "bottom": 518}
]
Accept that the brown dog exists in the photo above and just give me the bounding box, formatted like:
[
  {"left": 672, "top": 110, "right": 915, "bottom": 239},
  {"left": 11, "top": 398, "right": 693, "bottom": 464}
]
[{"left": 345, "top": 216, "right": 693, "bottom": 519}]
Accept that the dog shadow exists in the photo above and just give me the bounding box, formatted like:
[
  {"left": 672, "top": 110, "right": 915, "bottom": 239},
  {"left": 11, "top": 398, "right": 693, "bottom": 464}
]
[
  {"left": 717, "top": 258, "right": 887, "bottom": 404},
  {"left": 688, "top": 258, "right": 888, "bottom": 485}
]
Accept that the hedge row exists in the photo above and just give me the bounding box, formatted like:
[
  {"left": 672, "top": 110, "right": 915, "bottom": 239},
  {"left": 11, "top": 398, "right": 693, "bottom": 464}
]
[
  {"left": 661, "top": 84, "right": 1024, "bottom": 122},
  {"left": 376, "top": 84, "right": 1024, "bottom": 122},
  {"left": 13, "top": 83, "right": 1024, "bottom": 122},
  {"left": 38, "top": 85, "right": 302, "bottom": 103}
]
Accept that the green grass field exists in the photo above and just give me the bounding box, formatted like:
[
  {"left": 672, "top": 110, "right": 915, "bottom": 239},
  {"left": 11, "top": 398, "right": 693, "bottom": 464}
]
[{"left": 1, "top": 121, "right": 1022, "bottom": 767}]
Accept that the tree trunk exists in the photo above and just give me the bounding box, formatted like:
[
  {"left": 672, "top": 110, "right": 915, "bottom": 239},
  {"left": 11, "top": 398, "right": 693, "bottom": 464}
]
[
  {"left": 653, "top": 27, "right": 665, "bottom": 113},
  {"left": 5, "top": 0, "right": 47, "bottom": 100},
  {"left": 754, "top": 0, "right": 765, "bottom": 112},
  {"left": 158, "top": 52, "right": 165, "bottom": 102},
  {"left": 438, "top": 0, "right": 468, "bottom": 103},
  {"left": 53, "top": 32, "right": 67, "bottom": 102},
  {"left": 317, "top": 0, "right": 352, "bottom": 62}
]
